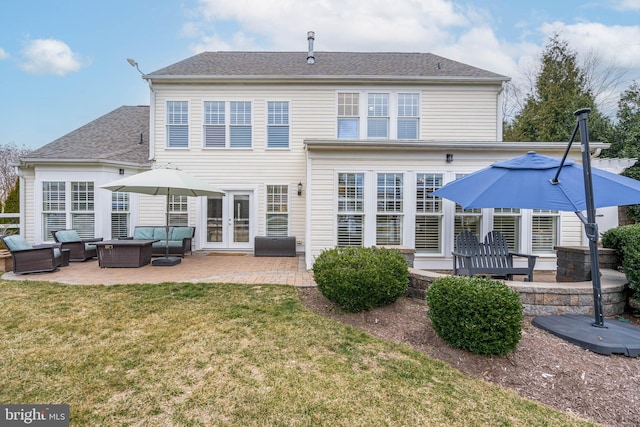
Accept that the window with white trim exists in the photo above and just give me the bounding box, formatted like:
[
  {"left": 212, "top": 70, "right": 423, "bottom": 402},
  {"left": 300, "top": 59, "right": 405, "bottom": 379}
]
[
  {"left": 111, "top": 192, "right": 129, "bottom": 239},
  {"left": 415, "top": 173, "right": 443, "bottom": 253},
  {"left": 397, "top": 93, "right": 419, "bottom": 140},
  {"left": 337, "top": 173, "right": 364, "bottom": 246},
  {"left": 42, "top": 181, "right": 95, "bottom": 239},
  {"left": 167, "top": 101, "right": 189, "bottom": 148},
  {"left": 376, "top": 173, "right": 403, "bottom": 245},
  {"left": 169, "top": 195, "right": 188, "bottom": 226},
  {"left": 204, "top": 101, "right": 225, "bottom": 148},
  {"left": 266, "top": 185, "right": 289, "bottom": 236},
  {"left": 337, "top": 93, "right": 359, "bottom": 139},
  {"left": 230, "top": 101, "right": 252, "bottom": 148},
  {"left": 267, "top": 101, "right": 289, "bottom": 148},
  {"left": 532, "top": 210, "right": 559, "bottom": 254},
  {"left": 367, "top": 93, "right": 389, "bottom": 139},
  {"left": 42, "top": 181, "right": 66, "bottom": 240},
  {"left": 453, "top": 174, "right": 482, "bottom": 239},
  {"left": 493, "top": 208, "right": 520, "bottom": 251}
]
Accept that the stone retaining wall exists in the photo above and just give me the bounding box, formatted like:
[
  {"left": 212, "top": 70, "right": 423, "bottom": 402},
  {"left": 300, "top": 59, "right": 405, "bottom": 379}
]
[{"left": 408, "top": 268, "right": 629, "bottom": 317}]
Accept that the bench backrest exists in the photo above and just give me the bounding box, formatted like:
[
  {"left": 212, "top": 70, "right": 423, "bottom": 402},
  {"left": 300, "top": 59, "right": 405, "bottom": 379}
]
[{"left": 455, "top": 230, "right": 513, "bottom": 270}]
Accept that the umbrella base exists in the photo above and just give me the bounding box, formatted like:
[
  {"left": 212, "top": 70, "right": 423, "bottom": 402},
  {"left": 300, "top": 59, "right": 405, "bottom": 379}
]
[
  {"left": 152, "top": 256, "right": 182, "bottom": 266},
  {"left": 532, "top": 315, "right": 640, "bottom": 357}
]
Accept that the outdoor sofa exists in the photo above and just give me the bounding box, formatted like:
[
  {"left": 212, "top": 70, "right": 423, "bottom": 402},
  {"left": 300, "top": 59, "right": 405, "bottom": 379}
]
[
  {"left": 1, "top": 234, "right": 63, "bottom": 274},
  {"left": 125, "top": 226, "right": 195, "bottom": 257}
]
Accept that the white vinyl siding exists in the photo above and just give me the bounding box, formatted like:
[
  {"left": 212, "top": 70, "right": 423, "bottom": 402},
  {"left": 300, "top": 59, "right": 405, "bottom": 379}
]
[
  {"left": 267, "top": 101, "right": 289, "bottom": 148},
  {"left": 167, "top": 101, "right": 189, "bottom": 148}
]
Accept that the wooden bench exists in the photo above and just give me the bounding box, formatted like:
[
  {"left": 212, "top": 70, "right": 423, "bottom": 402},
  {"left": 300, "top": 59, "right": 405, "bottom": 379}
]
[{"left": 453, "top": 230, "right": 537, "bottom": 282}]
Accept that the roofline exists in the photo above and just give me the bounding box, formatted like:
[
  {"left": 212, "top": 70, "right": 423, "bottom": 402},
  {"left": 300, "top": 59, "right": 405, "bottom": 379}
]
[
  {"left": 305, "top": 140, "right": 609, "bottom": 153},
  {"left": 18, "top": 158, "right": 153, "bottom": 169},
  {"left": 144, "top": 75, "right": 510, "bottom": 85}
]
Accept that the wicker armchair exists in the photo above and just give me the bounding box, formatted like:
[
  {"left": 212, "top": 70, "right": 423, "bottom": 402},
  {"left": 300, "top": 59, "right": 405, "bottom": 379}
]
[
  {"left": 52, "top": 230, "right": 102, "bottom": 262},
  {"left": 0, "top": 234, "right": 62, "bottom": 274}
]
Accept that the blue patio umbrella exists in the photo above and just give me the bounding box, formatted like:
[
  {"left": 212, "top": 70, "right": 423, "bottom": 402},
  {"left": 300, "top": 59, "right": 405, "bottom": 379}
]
[
  {"left": 431, "top": 109, "right": 640, "bottom": 357},
  {"left": 431, "top": 151, "right": 640, "bottom": 211}
]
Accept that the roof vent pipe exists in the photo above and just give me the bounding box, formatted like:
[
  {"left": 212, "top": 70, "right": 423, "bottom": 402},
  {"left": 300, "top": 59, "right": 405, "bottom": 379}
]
[{"left": 307, "top": 31, "right": 315, "bottom": 64}]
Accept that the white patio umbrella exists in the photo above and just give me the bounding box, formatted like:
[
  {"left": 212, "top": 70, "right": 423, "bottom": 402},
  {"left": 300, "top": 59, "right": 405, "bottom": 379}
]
[{"left": 101, "top": 164, "right": 225, "bottom": 266}]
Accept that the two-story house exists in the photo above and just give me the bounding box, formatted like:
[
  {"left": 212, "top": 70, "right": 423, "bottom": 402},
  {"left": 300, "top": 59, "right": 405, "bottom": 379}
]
[{"left": 16, "top": 38, "right": 614, "bottom": 271}]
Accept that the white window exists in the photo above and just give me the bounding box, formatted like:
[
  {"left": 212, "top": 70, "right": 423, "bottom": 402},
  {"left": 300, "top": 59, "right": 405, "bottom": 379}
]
[
  {"left": 111, "top": 192, "right": 129, "bottom": 239},
  {"left": 532, "top": 210, "right": 559, "bottom": 254},
  {"left": 42, "top": 181, "right": 95, "bottom": 239},
  {"left": 167, "top": 101, "right": 189, "bottom": 148},
  {"left": 367, "top": 93, "right": 389, "bottom": 139},
  {"left": 204, "top": 101, "right": 225, "bottom": 148},
  {"left": 397, "top": 93, "right": 419, "bottom": 140},
  {"left": 337, "top": 173, "right": 364, "bottom": 246},
  {"left": 267, "top": 101, "right": 289, "bottom": 148},
  {"left": 230, "top": 101, "right": 252, "bottom": 148},
  {"left": 266, "top": 185, "right": 289, "bottom": 236},
  {"left": 493, "top": 208, "right": 521, "bottom": 251},
  {"left": 376, "top": 173, "right": 403, "bottom": 245},
  {"left": 337, "top": 93, "right": 359, "bottom": 139},
  {"left": 169, "top": 195, "right": 188, "bottom": 226},
  {"left": 415, "top": 173, "right": 443, "bottom": 253}
]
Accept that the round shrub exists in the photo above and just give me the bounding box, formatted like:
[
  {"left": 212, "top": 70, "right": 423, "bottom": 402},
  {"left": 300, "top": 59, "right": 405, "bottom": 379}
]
[
  {"left": 312, "top": 246, "right": 409, "bottom": 312},
  {"left": 602, "top": 224, "right": 640, "bottom": 298},
  {"left": 426, "top": 276, "right": 524, "bottom": 355}
]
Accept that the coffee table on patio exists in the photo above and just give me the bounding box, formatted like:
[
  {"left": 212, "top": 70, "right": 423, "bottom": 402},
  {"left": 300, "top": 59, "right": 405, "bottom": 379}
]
[{"left": 91, "top": 240, "right": 158, "bottom": 268}]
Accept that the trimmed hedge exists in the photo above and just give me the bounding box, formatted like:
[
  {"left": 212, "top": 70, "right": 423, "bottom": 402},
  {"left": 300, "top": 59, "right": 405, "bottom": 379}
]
[
  {"left": 312, "top": 246, "right": 409, "bottom": 312},
  {"left": 426, "top": 276, "right": 524, "bottom": 356},
  {"left": 602, "top": 223, "right": 640, "bottom": 298}
]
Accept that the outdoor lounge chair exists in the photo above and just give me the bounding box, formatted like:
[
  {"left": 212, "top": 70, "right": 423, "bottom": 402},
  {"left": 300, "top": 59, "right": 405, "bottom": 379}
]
[
  {"left": 453, "top": 230, "right": 537, "bottom": 281},
  {"left": 0, "top": 234, "right": 62, "bottom": 274},
  {"left": 52, "top": 230, "right": 102, "bottom": 262}
]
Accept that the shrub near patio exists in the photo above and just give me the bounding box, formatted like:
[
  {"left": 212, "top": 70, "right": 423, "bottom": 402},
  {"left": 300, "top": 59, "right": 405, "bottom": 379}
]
[
  {"left": 426, "top": 276, "right": 524, "bottom": 355},
  {"left": 313, "top": 246, "right": 409, "bottom": 312},
  {"left": 602, "top": 223, "right": 640, "bottom": 301}
]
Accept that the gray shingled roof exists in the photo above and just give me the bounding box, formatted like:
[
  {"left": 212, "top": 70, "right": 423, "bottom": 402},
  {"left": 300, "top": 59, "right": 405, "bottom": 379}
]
[
  {"left": 24, "top": 106, "right": 150, "bottom": 165},
  {"left": 148, "top": 52, "right": 508, "bottom": 81}
]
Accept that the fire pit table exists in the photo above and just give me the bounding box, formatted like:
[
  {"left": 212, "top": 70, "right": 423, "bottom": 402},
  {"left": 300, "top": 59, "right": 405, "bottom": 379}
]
[{"left": 91, "top": 239, "right": 158, "bottom": 268}]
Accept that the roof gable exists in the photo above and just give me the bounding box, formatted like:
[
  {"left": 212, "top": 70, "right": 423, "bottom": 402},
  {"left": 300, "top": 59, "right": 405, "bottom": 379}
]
[{"left": 24, "top": 106, "right": 150, "bottom": 165}]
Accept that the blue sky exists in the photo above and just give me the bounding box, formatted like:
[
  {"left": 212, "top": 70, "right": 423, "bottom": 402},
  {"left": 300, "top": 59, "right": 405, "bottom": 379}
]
[{"left": 2, "top": 0, "right": 639, "bottom": 149}]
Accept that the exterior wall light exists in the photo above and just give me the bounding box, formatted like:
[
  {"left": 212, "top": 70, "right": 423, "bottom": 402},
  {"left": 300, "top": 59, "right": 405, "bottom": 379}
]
[{"left": 297, "top": 182, "right": 303, "bottom": 196}]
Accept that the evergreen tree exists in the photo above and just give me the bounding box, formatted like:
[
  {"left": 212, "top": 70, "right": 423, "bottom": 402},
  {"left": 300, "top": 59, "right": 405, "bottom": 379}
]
[{"left": 504, "top": 34, "right": 612, "bottom": 143}]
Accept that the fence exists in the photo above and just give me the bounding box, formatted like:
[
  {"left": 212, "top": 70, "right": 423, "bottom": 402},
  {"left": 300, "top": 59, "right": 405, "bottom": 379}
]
[{"left": 0, "top": 213, "right": 20, "bottom": 235}]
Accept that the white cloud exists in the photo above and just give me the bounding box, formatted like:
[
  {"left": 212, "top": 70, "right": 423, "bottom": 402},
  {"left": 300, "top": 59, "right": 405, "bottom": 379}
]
[
  {"left": 0, "top": 48, "right": 9, "bottom": 60},
  {"left": 19, "top": 38, "right": 84, "bottom": 76},
  {"left": 609, "top": 0, "right": 640, "bottom": 11}
]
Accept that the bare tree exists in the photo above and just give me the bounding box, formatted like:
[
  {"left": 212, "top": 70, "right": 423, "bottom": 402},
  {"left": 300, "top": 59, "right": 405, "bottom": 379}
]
[
  {"left": 580, "top": 49, "right": 629, "bottom": 117},
  {"left": 0, "top": 143, "right": 31, "bottom": 211}
]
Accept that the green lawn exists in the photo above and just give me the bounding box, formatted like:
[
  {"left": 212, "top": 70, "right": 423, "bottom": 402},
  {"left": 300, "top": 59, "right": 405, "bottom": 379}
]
[{"left": 0, "top": 280, "right": 595, "bottom": 426}]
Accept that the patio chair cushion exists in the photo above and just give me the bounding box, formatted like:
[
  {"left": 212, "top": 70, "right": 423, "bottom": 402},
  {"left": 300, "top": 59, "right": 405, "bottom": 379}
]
[
  {"left": 3, "top": 235, "right": 33, "bottom": 251},
  {"left": 170, "top": 227, "right": 194, "bottom": 241},
  {"left": 132, "top": 227, "right": 156, "bottom": 240},
  {"left": 55, "top": 230, "right": 81, "bottom": 243}
]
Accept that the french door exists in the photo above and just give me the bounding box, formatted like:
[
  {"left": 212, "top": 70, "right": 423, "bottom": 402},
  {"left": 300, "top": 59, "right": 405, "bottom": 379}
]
[{"left": 205, "top": 191, "right": 253, "bottom": 249}]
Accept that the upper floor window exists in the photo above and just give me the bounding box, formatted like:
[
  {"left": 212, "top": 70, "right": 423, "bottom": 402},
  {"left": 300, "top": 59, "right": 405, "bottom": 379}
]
[
  {"left": 267, "top": 101, "right": 289, "bottom": 148},
  {"left": 397, "top": 93, "right": 419, "bottom": 140},
  {"left": 204, "top": 101, "right": 225, "bottom": 148},
  {"left": 337, "top": 92, "right": 420, "bottom": 140},
  {"left": 367, "top": 93, "right": 389, "bottom": 139},
  {"left": 230, "top": 101, "right": 252, "bottom": 148},
  {"left": 167, "top": 101, "right": 189, "bottom": 148},
  {"left": 337, "top": 93, "right": 359, "bottom": 139}
]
